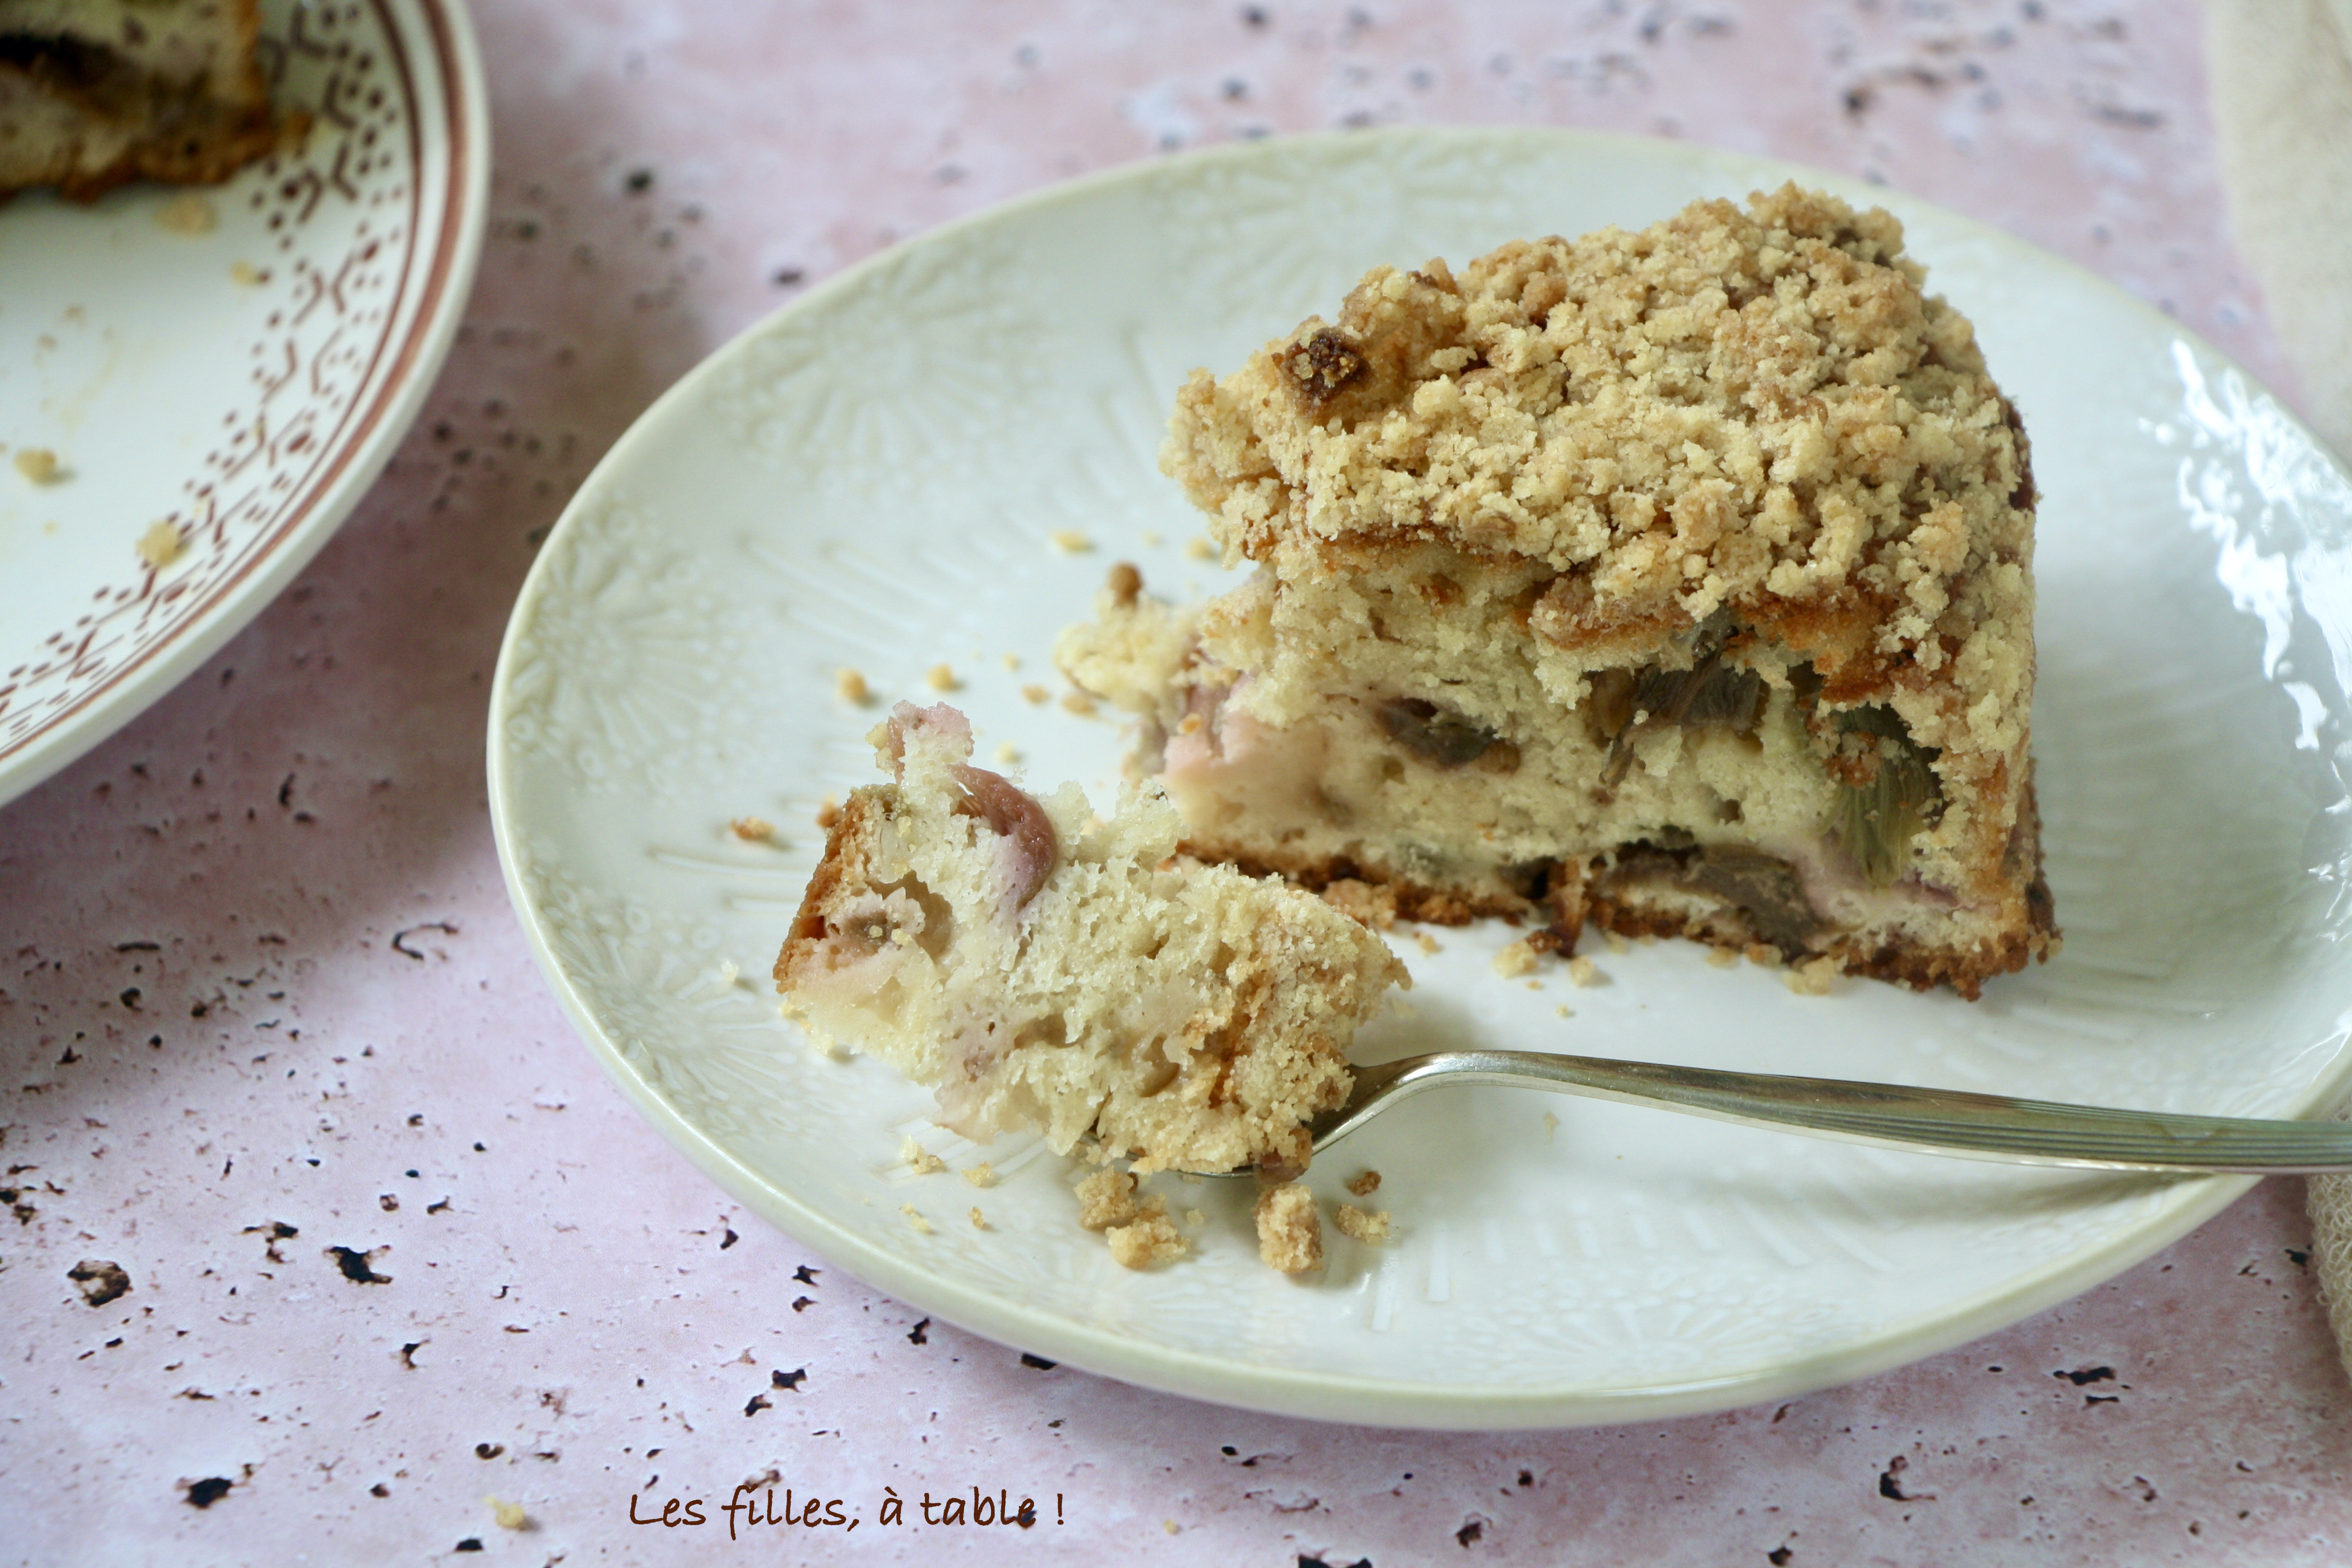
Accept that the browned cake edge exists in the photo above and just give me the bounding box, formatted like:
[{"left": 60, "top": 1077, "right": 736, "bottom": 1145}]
[
  {"left": 1180, "top": 770, "right": 2057, "bottom": 1000},
  {"left": 773, "top": 789, "right": 889, "bottom": 994}
]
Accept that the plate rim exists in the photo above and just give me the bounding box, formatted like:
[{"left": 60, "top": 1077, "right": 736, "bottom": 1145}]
[
  {"left": 0, "top": 0, "right": 492, "bottom": 811},
  {"left": 487, "top": 122, "right": 2336, "bottom": 1429}
]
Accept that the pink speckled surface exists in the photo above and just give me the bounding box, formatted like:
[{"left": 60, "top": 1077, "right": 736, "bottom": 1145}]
[{"left": 5, "top": 2, "right": 2348, "bottom": 1563}]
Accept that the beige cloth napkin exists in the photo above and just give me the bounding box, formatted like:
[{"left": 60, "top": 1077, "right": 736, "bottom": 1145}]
[
  {"left": 2206, "top": 0, "right": 2352, "bottom": 1364},
  {"left": 2209, "top": 0, "right": 2352, "bottom": 463}
]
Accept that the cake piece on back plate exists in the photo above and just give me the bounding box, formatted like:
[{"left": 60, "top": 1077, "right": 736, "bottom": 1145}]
[
  {"left": 1060, "top": 185, "right": 2057, "bottom": 996},
  {"left": 774, "top": 703, "right": 1406, "bottom": 1198},
  {"left": 0, "top": 0, "right": 281, "bottom": 198}
]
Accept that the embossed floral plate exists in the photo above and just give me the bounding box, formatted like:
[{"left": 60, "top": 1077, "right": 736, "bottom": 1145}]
[
  {"left": 0, "top": 0, "right": 487, "bottom": 809},
  {"left": 489, "top": 128, "right": 2352, "bottom": 1429}
]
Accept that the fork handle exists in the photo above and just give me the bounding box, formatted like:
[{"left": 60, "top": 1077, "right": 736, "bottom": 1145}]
[{"left": 1339, "top": 1050, "right": 2352, "bottom": 1174}]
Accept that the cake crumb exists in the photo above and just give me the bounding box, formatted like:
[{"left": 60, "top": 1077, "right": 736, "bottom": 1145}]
[
  {"left": 1786, "top": 956, "right": 1838, "bottom": 996},
  {"left": 1344, "top": 1169, "right": 1381, "bottom": 1197},
  {"left": 1105, "top": 1213, "right": 1186, "bottom": 1268},
  {"left": 1492, "top": 938, "right": 1541, "bottom": 978},
  {"left": 900, "top": 1203, "right": 932, "bottom": 1234},
  {"left": 969, "top": 1206, "right": 988, "bottom": 1229},
  {"left": 1076, "top": 1169, "right": 1142, "bottom": 1230},
  {"left": 1183, "top": 1207, "right": 1207, "bottom": 1227},
  {"left": 1163, "top": 1520, "right": 1180, "bottom": 1535},
  {"left": 926, "top": 663, "right": 959, "bottom": 692},
  {"left": 230, "top": 260, "right": 265, "bottom": 287},
  {"left": 1543, "top": 1111, "right": 1560, "bottom": 1139},
  {"left": 1555, "top": 1004, "right": 1573, "bottom": 1019},
  {"left": 730, "top": 815, "right": 774, "bottom": 841},
  {"left": 1334, "top": 1204, "right": 1391, "bottom": 1244},
  {"left": 1001, "top": 652, "right": 1022, "bottom": 670},
  {"left": 717, "top": 959, "right": 741, "bottom": 987},
  {"left": 1414, "top": 931, "right": 1442, "bottom": 956},
  {"left": 961, "top": 1161, "right": 996, "bottom": 1187},
  {"left": 1567, "top": 956, "right": 1602, "bottom": 988},
  {"left": 1021, "top": 684, "right": 1050, "bottom": 704},
  {"left": 815, "top": 795, "right": 840, "bottom": 829},
  {"left": 1746, "top": 942, "right": 1784, "bottom": 967},
  {"left": 1059, "top": 690, "right": 1097, "bottom": 716},
  {"left": 835, "top": 667, "right": 871, "bottom": 704},
  {"left": 13, "top": 448, "right": 60, "bottom": 484},
  {"left": 156, "top": 192, "right": 216, "bottom": 234},
  {"left": 1254, "top": 1182, "right": 1323, "bottom": 1273},
  {"left": 1707, "top": 946, "right": 1739, "bottom": 968},
  {"left": 898, "top": 1137, "right": 946, "bottom": 1176},
  {"left": 1320, "top": 878, "right": 1397, "bottom": 930},
  {"left": 1604, "top": 931, "right": 1630, "bottom": 955},
  {"left": 136, "top": 521, "right": 184, "bottom": 569},
  {"left": 1141, "top": 530, "right": 1164, "bottom": 547},
  {"left": 993, "top": 742, "right": 1020, "bottom": 764},
  {"left": 1049, "top": 529, "right": 1093, "bottom": 553},
  {"left": 1184, "top": 535, "right": 1215, "bottom": 560},
  {"left": 1105, "top": 561, "right": 1143, "bottom": 605},
  {"left": 485, "top": 1496, "right": 528, "bottom": 1530}
]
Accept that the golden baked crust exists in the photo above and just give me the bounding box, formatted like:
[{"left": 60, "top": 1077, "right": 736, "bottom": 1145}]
[{"left": 1163, "top": 183, "right": 2035, "bottom": 762}]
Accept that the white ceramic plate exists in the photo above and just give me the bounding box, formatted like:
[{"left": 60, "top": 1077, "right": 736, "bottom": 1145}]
[
  {"left": 488, "top": 127, "right": 2352, "bottom": 1429},
  {"left": 0, "top": 0, "right": 487, "bottom": 808}
]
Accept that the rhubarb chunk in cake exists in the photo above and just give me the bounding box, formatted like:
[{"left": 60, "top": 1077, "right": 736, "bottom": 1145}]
[
  {"left": 1060, "top": 185, "right": 2056, "bottom": 996},
  {"left": 774, "top": 703, "right": 1406, "bottom": 1174}
]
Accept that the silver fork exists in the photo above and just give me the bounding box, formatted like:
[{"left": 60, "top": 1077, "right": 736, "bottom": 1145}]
[{"left": 1208, "top": 1050, "right": 2352, "bottom": 1175}]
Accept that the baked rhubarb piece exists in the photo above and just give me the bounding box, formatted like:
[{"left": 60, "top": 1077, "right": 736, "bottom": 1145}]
[
  {"left": 0, "top": 0, "right": 279, "bottom": 198},
  {"left": 1060, "top": 185, "right": 2056, "bottom": 996},
  {"left": 775, "top": 703, "right": 1406, "bottom": 1175}
]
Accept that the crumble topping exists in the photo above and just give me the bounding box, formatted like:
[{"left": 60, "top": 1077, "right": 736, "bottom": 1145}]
[{"left": 1162, "top": 183, "right": 2034, "bottom": 766}]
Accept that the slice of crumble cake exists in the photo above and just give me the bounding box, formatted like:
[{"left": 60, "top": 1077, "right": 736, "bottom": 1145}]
[
  {"left": 774, "top": 702, "right": 1406, "bottom": 1176},
  {"left": 1060, "top": 185, "right": 2056, "bottom": 996},
  {"left": 0, "top": 0, "right": 281, "bottom": 198}
]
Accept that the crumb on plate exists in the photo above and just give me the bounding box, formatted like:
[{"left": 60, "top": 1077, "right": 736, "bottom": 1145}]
[
  {"left": 155, "top": 192, "right": 216, "bottom": 234},
  {"left": 1105, "top": 1212, "right": 1186, "bottom": 1268},
  {"left": 1492, "top": 938, "right": 1540, "bottom": 978},
  {"left": 1254, "top": 1182, "right": 1322, "bottom": 1273},
  {"left": 136, "top": 520, "right": 183, "bottom": 569}
]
